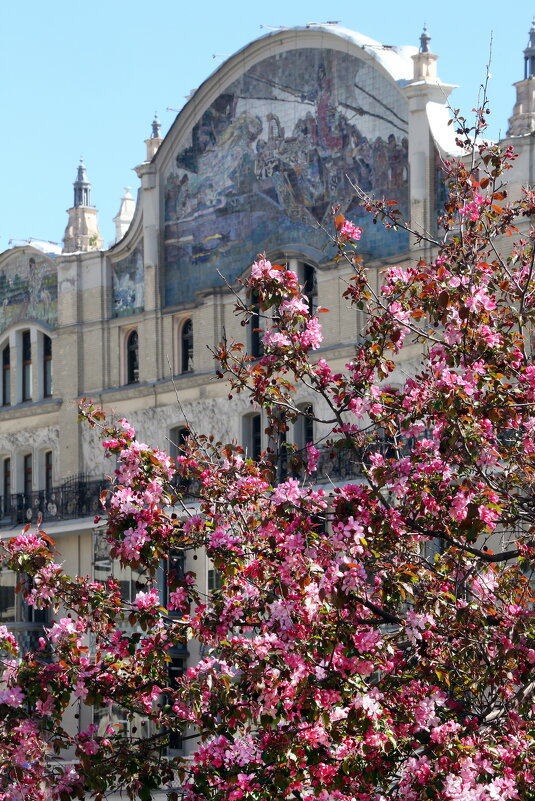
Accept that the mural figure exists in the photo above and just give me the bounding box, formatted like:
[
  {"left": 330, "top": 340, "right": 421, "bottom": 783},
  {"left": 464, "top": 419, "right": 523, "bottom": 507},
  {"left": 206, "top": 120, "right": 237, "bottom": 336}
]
[
  {"left": 112, "top": 244, "right": 144, "bottom": 317},
  {"left": 164, "top": 47, "right": 410, "bottom": 307}
]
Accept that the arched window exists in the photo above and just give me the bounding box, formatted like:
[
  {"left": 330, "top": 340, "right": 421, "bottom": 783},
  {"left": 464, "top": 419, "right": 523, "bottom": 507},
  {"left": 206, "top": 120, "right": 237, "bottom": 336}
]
[
  {"left": 43, "top": 335, "right": 52, "bottom": 397},
  {"left": 126, "top": 330, "right": 139, "bottom": 384},
  {"left": 169, "top": 426, "right": 189, "bottom": 463},
  {"left": 181, "top": 319, "right": 194, "bottom": 373},
  {"left": 294, "top": 403, "right": 314, "bottom": 451},
  {"left": 22, "top": 330, "right": 32, "bottom": 401},
  {"left": 271, "top": 414, "right": 288, "bottom": 483},
  {"left": 2, "top": 345, "right": 10, "bottom": 407}
]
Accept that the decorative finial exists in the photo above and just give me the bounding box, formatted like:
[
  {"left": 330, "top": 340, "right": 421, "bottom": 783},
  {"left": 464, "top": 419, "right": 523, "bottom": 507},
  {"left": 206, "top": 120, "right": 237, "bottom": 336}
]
[
  {"left": 525, "top": 18, "right": 535, "bottom": 78},
  {"left": 76, "top": 158, "right": 87, "bottom": 183},
  {"left": 419, "top": 24, "right": 431, "bottom": 54},
  {"left": 151, "top": 113, "right": 161, "bottom": 139}
]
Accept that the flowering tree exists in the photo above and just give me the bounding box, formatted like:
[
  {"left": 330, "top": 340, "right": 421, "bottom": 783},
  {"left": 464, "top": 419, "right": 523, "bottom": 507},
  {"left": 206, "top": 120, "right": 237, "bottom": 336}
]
[{"left": 1, "top": 129, "right": 535, "bottom": 801}]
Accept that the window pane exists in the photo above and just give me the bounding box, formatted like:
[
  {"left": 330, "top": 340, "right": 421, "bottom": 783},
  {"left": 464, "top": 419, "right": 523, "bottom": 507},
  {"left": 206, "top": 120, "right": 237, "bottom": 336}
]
[
  {"left": 251, "top": 414, "right": 262, "bottom": 461},
  {"left": 250, "top": 293, "right": 263, "bottom": 358},
  {"left": 2, "top": 346, "right": 10, "bottom": 406},
  {"left": 24, "top": 454, "right": 32, "bottom": 499},
  {"left": 303, "top": 264, "right": 317, "bottom": 312},
  {"left": 22, "top": 330, "right": 32, "bottom": 401},
  {"left": 3, "top": 458, "right": 11, "bottom": 516},
  {"left": 127, "top": 331, "right": 139, "bottom": 384},
  {"left": 0, "top": 572, "right": 16, "bottom": 623},
  {"left": 43, "top": 336, "right": 52, "bottom": 397},
  {"left": 181, "top": 320, "right": 193, "bottom": 373},
  {"left": 45, "top": 451, "right": 53, "bottom": 496}
]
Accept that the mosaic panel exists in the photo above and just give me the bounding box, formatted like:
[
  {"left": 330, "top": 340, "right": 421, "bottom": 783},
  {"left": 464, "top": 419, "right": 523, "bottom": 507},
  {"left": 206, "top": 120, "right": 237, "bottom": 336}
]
[
  {"left": 164, "top": 47, "right": 409, "bottom": 306},
  {"left": 0, "top": 252, "right": 58, "bottom": 333},
  {"left": 111, "top": 242, "right": 144, "bottom": 317}
]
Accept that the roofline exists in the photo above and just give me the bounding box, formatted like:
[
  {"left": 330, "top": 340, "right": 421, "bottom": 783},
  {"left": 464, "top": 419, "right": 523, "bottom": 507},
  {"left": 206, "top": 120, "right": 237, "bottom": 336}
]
[{"left": 154, "top": 24, "right": 417, "bottom": 176}]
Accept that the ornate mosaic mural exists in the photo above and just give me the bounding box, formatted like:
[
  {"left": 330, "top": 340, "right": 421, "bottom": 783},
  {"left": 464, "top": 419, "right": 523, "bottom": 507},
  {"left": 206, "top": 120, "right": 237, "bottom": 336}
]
[
  {"left": 164, "top": 47, "right": 409, "bottom": 306},
  {"left": 111, "top": 242, "right": 144, "bottom": 317},
  {"left": 0, "top": 251, "right": 58, "bottom": 333}
]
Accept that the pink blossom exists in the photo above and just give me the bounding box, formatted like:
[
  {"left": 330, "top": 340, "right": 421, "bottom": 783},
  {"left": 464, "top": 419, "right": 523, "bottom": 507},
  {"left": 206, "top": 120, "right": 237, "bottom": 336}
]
[
  {"left": 459, "top": 192, "right": 487, "bottom": 221},
  {"left": 8, "top": 530, "right": 44, "bottom": 554},
  {"left": 133, "top": 588, "right": 160, "bottom": 611},
  {"left": 300, "top": 317, "right": 323, "bottom": 350},
  {"left": 0, "top": 686, "right": 25, "bottom": 707},
  {"left": 450, "top": 491, "right": 470, "bottom": 522},
  {"left": 48, "top": 617, "right": 78, "bottom": 644},
  {"left": 271, "top": 478, "right": 303, "bottom": 505},
  {"left": 306, "top": 442, "right": 320, "bottom": 473},
  {"left": 262, "top": 330, "right": 291, "bottom": 349},
  {"left": 250, "top": 257, "right": 282, "bottom": 282},
  {"left": 168, "top": 586, "right": 189, "bottom": 612},
  {"left": 119, "top": 418, "right": 136, "bottom": 438},
  {"left": 339, "top": 220, "right": 362, "bottom": 240},
  {"left": 279, "top": 296, "right": 309, "bottom": 316}
]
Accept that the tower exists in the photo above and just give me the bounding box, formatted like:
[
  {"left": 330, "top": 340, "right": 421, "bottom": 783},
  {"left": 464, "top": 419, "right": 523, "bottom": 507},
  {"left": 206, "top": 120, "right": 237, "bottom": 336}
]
[
  {"left": 62, "top": 160, "right": 104, "bottom": 253},
  {"left": 507, "top": 19, "right": 535, "bottom": 136}
]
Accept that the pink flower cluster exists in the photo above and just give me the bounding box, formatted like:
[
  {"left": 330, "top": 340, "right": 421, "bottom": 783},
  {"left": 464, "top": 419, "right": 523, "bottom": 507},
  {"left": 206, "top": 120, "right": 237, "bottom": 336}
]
[
  {"left": 459, "top": 192, "right": 487, "bottom": 221},
  {"left": 339, "top": 219, "right": 362, "bottom": 240}
]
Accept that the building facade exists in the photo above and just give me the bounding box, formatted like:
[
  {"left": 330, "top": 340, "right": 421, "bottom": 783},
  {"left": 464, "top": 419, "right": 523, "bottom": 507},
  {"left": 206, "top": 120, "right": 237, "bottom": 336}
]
[{"left": 1, "top": 20, "right": 535, "bottom": 748}]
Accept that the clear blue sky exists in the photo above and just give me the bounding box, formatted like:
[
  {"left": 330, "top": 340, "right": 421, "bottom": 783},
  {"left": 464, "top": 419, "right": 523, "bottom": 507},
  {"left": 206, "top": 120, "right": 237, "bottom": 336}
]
[{"left": 0, "top": 0, "right": 530, "bottom": 249}]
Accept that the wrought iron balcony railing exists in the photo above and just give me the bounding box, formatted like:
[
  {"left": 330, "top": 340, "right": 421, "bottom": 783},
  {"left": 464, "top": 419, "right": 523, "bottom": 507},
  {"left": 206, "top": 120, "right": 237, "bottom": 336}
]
[
  {"left": 0, "top": 475, "right": 106, "bottom": 529},
  {"left": 0, "top": 443, "right": 381, "bottom": 531}
]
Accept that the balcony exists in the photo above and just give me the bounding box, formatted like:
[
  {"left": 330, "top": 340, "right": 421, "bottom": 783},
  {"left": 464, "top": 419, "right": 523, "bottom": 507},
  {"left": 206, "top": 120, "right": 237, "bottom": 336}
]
[
  {"left": 0, "top": 474, "right": 106, "bottom": 529},
  {"left": 0, "top": 441, "right": 391, "bottom": 532}
]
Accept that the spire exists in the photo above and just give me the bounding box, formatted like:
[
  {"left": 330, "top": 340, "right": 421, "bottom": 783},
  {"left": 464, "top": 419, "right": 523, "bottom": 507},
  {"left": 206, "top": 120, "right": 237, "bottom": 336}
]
[
  {"left": 73, "top": 159, "right": 93, "bottom": 208},
  {"left": 524, "top": 18, "right": 535, "bottom": 78},
  {"left": 151, "top": 113, "right": 161, "bottom": 139},
  {"left": 113, "top": 186, "right": 135, "bottom": 243},
  {"left": 63, "top": 160, "right": 103, "bottom": 253},
  {"left": 419, "top": 25, "right": 430, "bottom": 54}
]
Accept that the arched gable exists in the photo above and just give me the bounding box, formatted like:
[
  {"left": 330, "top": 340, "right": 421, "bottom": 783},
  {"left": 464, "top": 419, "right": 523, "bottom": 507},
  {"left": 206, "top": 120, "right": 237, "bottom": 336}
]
[{"left": 161, "top": 28, "right": 412, "bottom": 308}]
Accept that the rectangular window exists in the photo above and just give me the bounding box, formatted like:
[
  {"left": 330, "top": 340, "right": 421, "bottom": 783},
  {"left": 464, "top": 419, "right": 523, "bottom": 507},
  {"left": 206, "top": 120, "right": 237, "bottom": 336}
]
[
  {"left": 208, "top": 568, "right": 222, "bottom": 593},
  {"left": 2, "top": 345, "right": 10, "bottom": 406},
  {"left": 167, "top": 656, "right": 185, "bottom": 750},
  {"left": 45, "top": 451, "right": 53, "bottom": 496},
  {"left": 247, "top": 413, "right": 262, "bottom": 462},
  {"left": 249, "top": 292, "right": 264, "bottom": 359},
  {"left": 43, "top": 336, "right": 52, "bottom": 397},
  {"left": 294, "top": 404, "right": 314, "bottom": 453},
  {"left": 0, "top": 571, "right": 16, "bottom": 623},
  {"left": 22, "top": 331, "right": 31, "bottom": 401},
  {"left": 163, "top": 550, "right": 186, "bottom": 612},
  {"left": 3, "top": 458, "right": 10, "bottom": 516},
  {"left": 24, "top": 453, "right": 32, "bottom": 500},
  {"left": 302, "top": 263, "right": 317, "bottom": 313}
]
